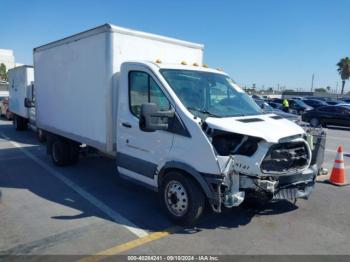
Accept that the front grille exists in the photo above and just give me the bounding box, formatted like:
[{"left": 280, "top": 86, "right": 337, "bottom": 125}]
[{"left": 261, "top": 141, "right": 309, "bottom": 173}]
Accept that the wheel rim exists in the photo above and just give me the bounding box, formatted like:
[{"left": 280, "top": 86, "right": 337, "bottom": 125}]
[{"left": 164, "top": 180, "right": 189, "bottom": 217}]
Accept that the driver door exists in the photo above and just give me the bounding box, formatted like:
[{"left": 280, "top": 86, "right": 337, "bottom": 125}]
[{"left": 116, "top": 64, "right": 174, "bottom": 188}]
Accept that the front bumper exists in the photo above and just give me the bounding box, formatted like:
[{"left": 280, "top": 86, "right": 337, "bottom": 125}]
[
  {"left": 273, "top": 182, "right": 314, "bottom": 200},
  {"left": 240, "top": 165, "right": 317, "bottom": 201},
  {"left": 273, "top": 166, "right": 316, "bottom": 200}
]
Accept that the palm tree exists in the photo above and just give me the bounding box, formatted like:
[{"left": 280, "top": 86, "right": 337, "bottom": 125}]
[{"left": 337, "top": 57, "right": 350, "bottom": 95}]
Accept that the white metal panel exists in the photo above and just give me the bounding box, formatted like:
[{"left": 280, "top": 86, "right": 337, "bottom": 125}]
[
  {"left": 112, "top": 32, "right": 203, "bottom": 70},
  {"left": 34, "top": 24, "right": 203, "bottom": 155},
  {"left": 205, "top": 114, "right": 305, "bottom": 143},
  {"left": 8, "top": 66, "right": 34, "bottom": 119},
  {"left": 34, "top": 24, "right": 203, "bottom": 54},
  {"left": 34, "top": 32, "right": 110, "bottom": 151}
]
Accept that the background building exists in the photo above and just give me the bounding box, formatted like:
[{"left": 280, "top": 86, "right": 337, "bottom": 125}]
[
  {"left": 0, "top": 80, "right": 9, "bottom": 91},
  {"left": 0, "top": 49, "right": 16, "bottom": 90},
  {"left": 0, "top": 49, "right": 15, "bottom": 71}
]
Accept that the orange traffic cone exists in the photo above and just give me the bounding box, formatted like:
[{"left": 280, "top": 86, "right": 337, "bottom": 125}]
[{"left": 328, "top": 146, "right": 349, "bottom": 186}]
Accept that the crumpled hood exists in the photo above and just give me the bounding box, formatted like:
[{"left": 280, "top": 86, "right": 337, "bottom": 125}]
[{"left": 205, "top": 114, "right": 305, "bottom": 143}]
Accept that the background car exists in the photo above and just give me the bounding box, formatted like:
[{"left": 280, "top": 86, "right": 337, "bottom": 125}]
[
  {"left": 302, "top": 99, "right": 328, "bottom": 108},
  {"left": 290, "top": 96, "right": 303, "bottom": 100},
  {"left": 267, "top": 101, "right": 284, "bottom": 110},
  {"left": 271, "top": 98, "right": 312, "bottom": 114},
  {"left": 325, "top": 99, "right": 342, "bottom": 105},
  {"left": 254, "top": 98, "right": 299, "bottom": 122},
  {"left": 337, "top": 103, "right": 350, "bottom": 107},
  {"left": 302, "top": 105, "right": 350, "bottom": 127},
  {"left": 339, "top": 98, "right": 350, "bottom": 103},
  {"left": 304, "top": 96, "right": 328, "bottom": 101}
]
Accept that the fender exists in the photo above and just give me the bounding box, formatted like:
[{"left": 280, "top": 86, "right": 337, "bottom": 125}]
[{"left": 158, "top": 161, "right": 223, "bottom": 204}]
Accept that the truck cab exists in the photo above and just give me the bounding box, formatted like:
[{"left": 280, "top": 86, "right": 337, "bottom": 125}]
[{"left": 116, "top": 61, "right": 316, "bottom": 224}]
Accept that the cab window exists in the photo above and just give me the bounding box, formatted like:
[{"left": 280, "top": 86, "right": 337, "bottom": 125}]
[{"left": 129, "top": 71, "right": 170, "bottom": 118}]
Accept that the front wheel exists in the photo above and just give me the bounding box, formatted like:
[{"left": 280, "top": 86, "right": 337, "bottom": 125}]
[{"left": 160, "top": 172, "right": 205, "bottom": 225}]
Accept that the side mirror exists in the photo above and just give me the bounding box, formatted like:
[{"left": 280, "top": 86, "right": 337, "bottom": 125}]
[
  {"left": 139, "top": 103, "right": 175, "bottom": 132},
  {"left": 24, "top": 98, "right": 34, "bottom": 108}
]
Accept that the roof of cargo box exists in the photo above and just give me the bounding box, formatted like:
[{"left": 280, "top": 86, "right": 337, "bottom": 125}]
[
  {"left": 8, "top": 65, "right": 33, "bottom": 72},
  {"left": 34, "top": 24, "right": 204, "bottom": 53}
]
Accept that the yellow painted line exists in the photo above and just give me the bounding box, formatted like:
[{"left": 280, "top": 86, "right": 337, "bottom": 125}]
[{"left": 77, "top": 226, "right": 182, "bottom": 262}]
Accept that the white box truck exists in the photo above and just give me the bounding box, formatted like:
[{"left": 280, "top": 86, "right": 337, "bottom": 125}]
[
  {"left": 8, "top": 66, "right": 35, "bottom": 129},
  {"left": 34, "top": 24, "right": 317, "bottom": 224},
  {"left": 8, "top": 66, "right": 45, "bottom": 141}
]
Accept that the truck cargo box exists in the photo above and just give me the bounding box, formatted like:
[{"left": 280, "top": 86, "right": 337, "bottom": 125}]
[
  {"left": 8, "top": 65, "right": 34, "bottom": 119},
  {"left": 34, "top": 23, "right": 203, "bottom": 155}
]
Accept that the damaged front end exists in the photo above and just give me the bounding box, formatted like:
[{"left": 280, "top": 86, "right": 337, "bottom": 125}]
[{"left": 202, "top": 121, "right": 318, "bottom": 212}]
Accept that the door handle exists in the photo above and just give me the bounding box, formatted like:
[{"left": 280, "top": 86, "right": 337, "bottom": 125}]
[{"left": 122, "top": 122, "right": 132, "bottom": 128}]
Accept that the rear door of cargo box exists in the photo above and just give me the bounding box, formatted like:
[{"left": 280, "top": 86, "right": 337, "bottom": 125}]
[{"left": 9, "top": 67, "right": 31, "bottom": 118}]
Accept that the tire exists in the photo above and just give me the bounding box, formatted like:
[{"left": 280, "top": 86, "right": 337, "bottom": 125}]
[
  {"left": 160, "top": 172, "right": 205, "bottom": 225},
  {"left": 14, "top": 115, "right": 28, "bottom": 131},
  {"left": 51, "top": 137, "right": 80, "bottom": 166},
  {"left": 37, "top": 129, "right": 46, "bottom": 143},
  {"left": 51, "top": 138, "right": 71, "bottom": 166},
  {"left": 310, "top": 118, "right": 320, "bottom": 127},
  {"left": 14, "top": 115, "right": 21, "bottom": 131},
  {"left": 68, "top": 142, "right": 80, "bottom": 165}
]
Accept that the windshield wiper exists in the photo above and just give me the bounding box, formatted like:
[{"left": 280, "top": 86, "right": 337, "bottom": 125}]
[{"left": 187, "top": 107, "right": 221, "bottom": 118}]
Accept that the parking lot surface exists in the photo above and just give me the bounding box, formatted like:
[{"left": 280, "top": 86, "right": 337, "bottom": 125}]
[{"left": 1, "top": 118, "right": 350, "bottom": 256}]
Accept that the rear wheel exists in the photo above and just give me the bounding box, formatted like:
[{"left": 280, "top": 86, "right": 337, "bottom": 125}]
[
  {"left": 13, "top": 115, "right": 28, "bottom": 131},
  {"left": 37, "top": 129, "right": 46, "bottom": 143},
  {"left": 52, "top": 138, "right": 70, "bottom": 166},
  {"left": 160, "top": 172, "right": 205, "bottom": 225},
  {"left": 51, "top": 137, "right": 80, "bottom": 166}
]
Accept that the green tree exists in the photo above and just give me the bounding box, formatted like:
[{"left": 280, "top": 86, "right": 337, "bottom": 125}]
[
  {"left": 315, "top": 88, "right": 327, "bottom": 93},
  {"left": 337, "top": 57, "right": 350, "bottom": 95},
  {"left": 326, "top": 86, "right": 331, "bottom": 92},
  {"left": 0, "top": 63, "right": 8, "bottom": 81}
]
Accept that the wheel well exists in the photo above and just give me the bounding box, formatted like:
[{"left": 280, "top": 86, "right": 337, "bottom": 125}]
[
  {"left": 45, "top": 132, "right": 80, "bottom": 155},
  {"left": 158, "top": 167, "right": 208, "bottom": 200}
]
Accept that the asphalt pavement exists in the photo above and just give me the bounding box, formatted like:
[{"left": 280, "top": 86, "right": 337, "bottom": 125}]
[{"left": 0, "top": 118, "right": 350, "bottom": 258}]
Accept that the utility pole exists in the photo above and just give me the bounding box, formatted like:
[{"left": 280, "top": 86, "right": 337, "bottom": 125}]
[
  {"left": 311, "top": 74, "right": 314, "bottom": 92},
  {"left": 336, "top": 81, "right": 338, "bottom": 94}
]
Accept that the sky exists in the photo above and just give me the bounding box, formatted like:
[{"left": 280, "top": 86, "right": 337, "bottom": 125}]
[{"left": 1, "top": 0, "right": 349, "bottom": 91}]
